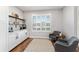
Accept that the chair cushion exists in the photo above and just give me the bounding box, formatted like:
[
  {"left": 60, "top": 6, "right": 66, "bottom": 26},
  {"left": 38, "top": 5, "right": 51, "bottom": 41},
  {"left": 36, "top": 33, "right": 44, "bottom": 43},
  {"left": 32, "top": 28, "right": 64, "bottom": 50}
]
[{"left": 68, "top": 37, "right": 78, "bottom": 45}]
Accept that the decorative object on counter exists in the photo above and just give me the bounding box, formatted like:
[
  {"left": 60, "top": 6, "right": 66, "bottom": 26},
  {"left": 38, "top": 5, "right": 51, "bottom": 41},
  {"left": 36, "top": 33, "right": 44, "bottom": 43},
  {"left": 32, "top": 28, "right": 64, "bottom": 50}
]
[
  {"left": 11, "top": 12, "right": 19, "bottom": 18},
  {"left": 19, "top": 24, "right": 23, "bottom": 30},
  {"left": 22, "top": 24, "right": 26, "bottom": 29},
  {"left": 8, "top": 25, "right": 13, "bottom": 32},
  {"left": 14, "top": 13, "right": 19, "bottom": 18},
  {"left": 11, "top": 12, "right": 16, "bottom": 17},
  {"left": 19, "top": 24, "right": 26, "bottom": 30},
  {"left": 13, "top": 19, "right": 19, "bottom": 28}
]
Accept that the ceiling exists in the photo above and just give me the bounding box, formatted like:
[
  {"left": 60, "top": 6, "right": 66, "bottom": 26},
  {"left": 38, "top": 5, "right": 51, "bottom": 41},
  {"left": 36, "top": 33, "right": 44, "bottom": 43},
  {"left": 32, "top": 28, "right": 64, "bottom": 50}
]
[{"left": 16, "top": 6, "right": 64, "bottom": 12}]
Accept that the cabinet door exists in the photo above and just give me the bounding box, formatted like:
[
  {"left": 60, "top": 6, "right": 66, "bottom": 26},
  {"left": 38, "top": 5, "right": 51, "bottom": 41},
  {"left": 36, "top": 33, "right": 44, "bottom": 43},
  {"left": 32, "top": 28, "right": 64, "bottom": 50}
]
[
  {"left": 24, "top": 31, "right": 28, "bottom": 39},
  {"left": 8, "top": 34, "right": 16, "bottom": 50},
  {"left": 17, "top": 31, "right": 26, "bottom": 44},
  {"left": 21, "top": 30, "right": 28, "bottom": 41}
]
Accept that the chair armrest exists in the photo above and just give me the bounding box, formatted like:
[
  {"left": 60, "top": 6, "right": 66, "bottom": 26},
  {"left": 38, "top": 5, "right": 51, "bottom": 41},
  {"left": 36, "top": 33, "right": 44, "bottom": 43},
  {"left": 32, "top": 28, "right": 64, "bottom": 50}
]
[{"left": 54, "top": 41, "right": 69, "bottom": 47}]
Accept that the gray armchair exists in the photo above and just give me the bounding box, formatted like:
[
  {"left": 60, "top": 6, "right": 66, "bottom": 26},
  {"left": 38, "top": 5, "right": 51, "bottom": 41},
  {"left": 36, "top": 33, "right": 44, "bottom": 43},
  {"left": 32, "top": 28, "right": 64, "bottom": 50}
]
[
  {"left": 54, "top": 37, "right": 79, "bottom": 52},
  {"left": 49, "top": 31, "right": 61, "bottom": 42}
]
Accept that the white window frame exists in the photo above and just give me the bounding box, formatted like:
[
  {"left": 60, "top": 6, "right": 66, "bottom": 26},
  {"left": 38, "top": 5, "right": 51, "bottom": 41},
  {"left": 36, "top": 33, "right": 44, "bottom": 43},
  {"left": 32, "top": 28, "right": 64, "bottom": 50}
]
[{"left": 31, "top": 14, "right": 51, "bottom": 32}]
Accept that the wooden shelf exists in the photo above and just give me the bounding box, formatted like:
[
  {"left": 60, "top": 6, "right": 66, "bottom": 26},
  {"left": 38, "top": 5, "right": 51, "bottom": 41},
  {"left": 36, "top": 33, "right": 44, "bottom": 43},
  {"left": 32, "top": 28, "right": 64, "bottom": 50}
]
[{"left": 9, "top": 15, "right": 25, "bottom": 21}]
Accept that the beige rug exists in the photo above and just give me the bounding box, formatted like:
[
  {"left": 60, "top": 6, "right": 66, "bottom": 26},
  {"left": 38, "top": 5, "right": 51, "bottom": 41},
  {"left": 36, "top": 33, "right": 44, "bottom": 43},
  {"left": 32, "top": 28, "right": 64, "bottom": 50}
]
[{"left": 24, "top": 39, "right": 55, "bottom": 52}]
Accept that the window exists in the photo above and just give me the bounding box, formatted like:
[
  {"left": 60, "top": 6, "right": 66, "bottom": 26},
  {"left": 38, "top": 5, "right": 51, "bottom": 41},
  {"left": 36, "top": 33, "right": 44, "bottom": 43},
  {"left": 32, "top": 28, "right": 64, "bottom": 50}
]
[{"left": 32, "top": 14, "right": 51, "bottom": 32}]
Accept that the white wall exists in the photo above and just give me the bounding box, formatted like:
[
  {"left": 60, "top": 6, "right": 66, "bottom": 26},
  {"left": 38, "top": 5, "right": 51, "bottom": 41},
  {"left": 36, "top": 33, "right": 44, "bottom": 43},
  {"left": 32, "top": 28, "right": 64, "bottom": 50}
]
[
  {"left": 62, "top": 6, "right": 76, "bottom": 38},
  {"left": 0, "top": 6, "right": 9, "bottom": 52},
  {"left": 24, "top": 10, "right": 63, "bottom": 38},
  {"left": 77, "top": 7, "right": 79, "bottom": 38}
]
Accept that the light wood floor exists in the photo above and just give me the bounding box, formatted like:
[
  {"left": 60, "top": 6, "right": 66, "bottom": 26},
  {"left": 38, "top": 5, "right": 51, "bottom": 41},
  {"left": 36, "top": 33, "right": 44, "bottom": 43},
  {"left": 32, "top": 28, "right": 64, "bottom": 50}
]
[{"left": 10, "top": 38, "right": 33, "bottom": 52}]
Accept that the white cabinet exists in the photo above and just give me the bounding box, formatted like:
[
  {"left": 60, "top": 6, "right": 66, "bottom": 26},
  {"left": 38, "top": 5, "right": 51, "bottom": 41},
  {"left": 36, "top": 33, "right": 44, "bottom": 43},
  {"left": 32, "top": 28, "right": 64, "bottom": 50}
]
[
  {"left": 16, "top": 30, "right": 28, "bottom": 44},
  {"left": 8, "top": 30, "right": 28, "bottom": 51}
]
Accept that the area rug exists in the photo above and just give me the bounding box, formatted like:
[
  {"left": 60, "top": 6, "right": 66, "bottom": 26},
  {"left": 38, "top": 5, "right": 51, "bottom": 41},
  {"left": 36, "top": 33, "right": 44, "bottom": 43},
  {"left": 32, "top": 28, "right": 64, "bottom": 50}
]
[{"left": 24, "top": 39, "right": 55, "bottom": 52}]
